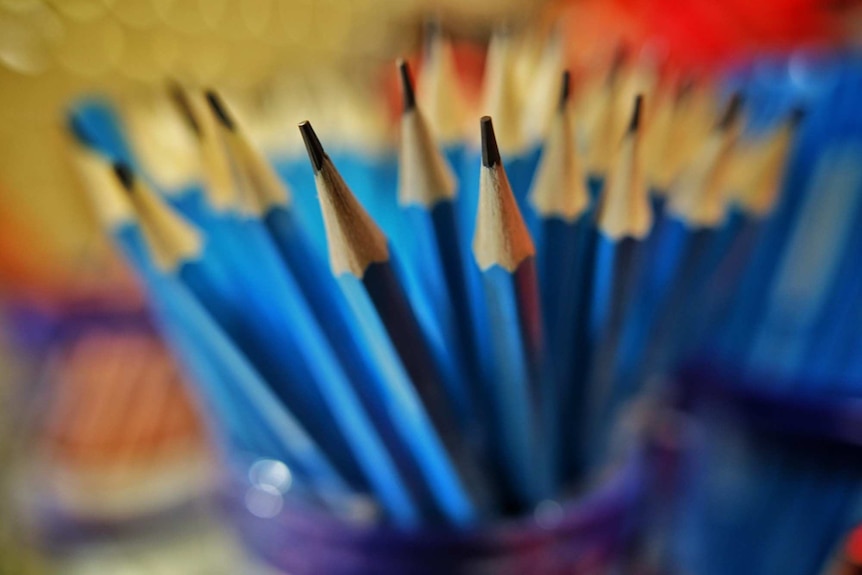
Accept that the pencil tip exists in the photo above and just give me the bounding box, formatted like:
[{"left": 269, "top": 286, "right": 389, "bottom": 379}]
[
  {"left": 167, "top": 81, "right": 201, "bottom": 137},
  {"left": 559, "top": 70, "right": 571, "bottom": 110},
  {"left": 298, "top": 121, "right": 325, "bottom": 172},
  {"left": 113, "top": 162, "right": 134, "bottom": 191},
  {"left": 205, "top": 90, "right": 234, "bottom": 131},
  {"left": 789, "top": 106, "right": 806, "bottom": 127},
  {"left": 397, "top": 59, "right": 416, "bottom": 113},
  {"left": 628, "top": 94, "right": 643, "bottom": 133},
  {"left": 676, "top": 75, "right": 695, "bottom": 101},
  {"left": 480, "top": 116, "right": 501, "bottom": 168},
  {"left": 609, "top": 44, "right": 629, "bottom": 82},
  {"left": 719, "top": 92, "right": 744, "bottom": 130}
]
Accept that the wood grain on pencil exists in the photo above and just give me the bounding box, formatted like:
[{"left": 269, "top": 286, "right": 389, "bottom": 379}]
[{"left": 299, "top": 121, "right": 389, "bottom": 277}]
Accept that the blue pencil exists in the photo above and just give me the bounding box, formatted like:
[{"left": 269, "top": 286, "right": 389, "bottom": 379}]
[
  {"left": 299, "top": 120, "right": 488, "bottom": 526},
  {"left": 113, "top": 161, "right": 422, "bottom": 527},
  {"left": 206, "top": 91, "right": 458, "bottom": 520},
  {"left": 69, "top": 147, "right": 353, "bottom": 508},
  {"left": 396, "top": 60, "right": 480, "bottom": 428},
  {"left": 585, "top": 47, "right": 628, "bottom": 181},
  {"left": 617, "top": 94, "right": 745, "bottom": 385},
  {"left": 681, "top": 108, "right": 804, "bottom": 365},
  {"left": 473, "top": 116, "right": 553, "bottom": 510},
  {"left": 527, "top": 70, "right": 592, "bottom": 479},
  {"left": 583, "top": 95, "right": 653, "bottom": 463}
]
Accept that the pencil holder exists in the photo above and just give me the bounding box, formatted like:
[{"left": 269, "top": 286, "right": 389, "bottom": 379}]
[
  {"left": 225, "top": 445, "right": 650, "bottom": 575},
  {"left": 669, "top": 362, "right": 862, "bottom": 575}
]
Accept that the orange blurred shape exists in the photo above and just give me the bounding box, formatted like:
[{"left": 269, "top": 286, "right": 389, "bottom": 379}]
[
  {"left": 43, "top": 330, "right": 205, "bottom": 466},
  {"left": 36, "top": 326, "right": 213, "bottom": 518}
]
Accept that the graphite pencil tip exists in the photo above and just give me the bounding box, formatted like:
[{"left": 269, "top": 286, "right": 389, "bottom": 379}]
[
  {"left": 298, "top": 121, "right": 326, "bottom": 172},
  {"left": 480, "top": 116, "right": 501, "bottom": 168},
  {"left": 397, "top": 59, "right": 417, "bottom": 113},
  {"left": 205, "top": 90, "right": 235, "bottom": 131},
  {"left": 789, "top": 106, "right": 806, "bottom": 127},
  {"left": 559, "top": 70, "right": 571, "bottom": 111},
  {"left": 608, "top": 44, "right": 629, "bottom": 84},
  {"left": 628, "top": 94, "right": 643, "bottom": 133},
  {"left": 718, "top": 93, "right": 744, "bottom": 131},
  {"left": 113, "top": 162, "right": 135, "bottom": 192},
  {"left": 167, "top": 81, "right": 201, "bottom": 138}
]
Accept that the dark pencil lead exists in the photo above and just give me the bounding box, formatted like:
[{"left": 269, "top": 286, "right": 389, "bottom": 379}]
[
  {"left": 789, "top": 106, "right": 807, "bottom": 127},
  {"left": 423, "top": 18, "right": 442, "bottom": 52},
  {"left": 205, "top": 90, "right": 235, "bottom": 131},
  {"left": 608, "top": 44, "right": 629, "bottom": 85},
  {"left": 718, "top": 93, "right": 744, "bottom": 131},
  {"left": 397, "top": 59, "right": 416, "bottom": 113},
  {"left": 480, "top": 116, "right": 501, "bottom": 168},
  {"left": 298, "top": 121, "right": 326, "bottom": 172},
  {"left": 628, "top": 94, "right": 643, "bottom": 133},
  {"left": 559, "top": 70, "right": 571, "bottom": 111},
  {"left": 676, "top": 75, "right": 695, "bottom": 102},
  {"left": 113, "top": 162, "right": 135, "bottom": 192},
  {"left": 167, "top": 81, "right": 200, "bottom": 138}
]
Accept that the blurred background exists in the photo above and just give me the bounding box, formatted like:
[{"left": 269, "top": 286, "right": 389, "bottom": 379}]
[{"left": 4, "top": 0, "right": 862, "bottom": 573}]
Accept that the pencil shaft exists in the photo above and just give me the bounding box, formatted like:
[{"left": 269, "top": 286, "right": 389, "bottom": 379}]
[
  {"left": 428, "top": 201, "right": 484, "bottom": 403},
  {"left": 481, "top": 260, "right": 551, "bottom": 509},
  {"left": 265, "top": 205, "right": 449, "bottom": 519},
  {"left": 363, "top": 261, "right": 465, "bottom": 446},
  {"left": 337, "top": 275, "right": 480, "bottom": 525},
  {"left": 112, "top": 222, "right": 353, "bottom": 506},
  {"left": 585, "top": 234, "right": 645, "bottom": 461}
]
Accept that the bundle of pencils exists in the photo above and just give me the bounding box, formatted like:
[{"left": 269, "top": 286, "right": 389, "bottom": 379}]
[
  {"left": 64, "top": 26, "right": 854, "bottom": 545},
  {"left": 654, "top": 55, "right": 862, "bottom": 575}
]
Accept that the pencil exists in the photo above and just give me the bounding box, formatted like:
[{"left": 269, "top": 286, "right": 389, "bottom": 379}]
[
  {"left": 473, "top": 115, "right": 552, "bottom": 509},
  {"left": 299, "top": 120, "right": 486, "bottom": 526},
  {"left": 527, "top": 70, "right": 592, "bottom": 477}
]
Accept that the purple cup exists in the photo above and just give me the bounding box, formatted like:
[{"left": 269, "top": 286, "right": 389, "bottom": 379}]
[{"left": 225, "top": 447, "right": 650, "bottom": 575}]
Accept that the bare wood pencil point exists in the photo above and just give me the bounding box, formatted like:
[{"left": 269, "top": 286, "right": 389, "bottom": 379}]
[
  {"left": 303, "top": 123, "right": 389, "bottom": 277},
  {"left": 397, "top": 70, "right": 457, "bottom": 206},
  {"left": 597, "top": 96, "right": 652, "bottom": 239},
  {"left": 479, "top": 32, "right": 524, "bottom": 154},
  {"left": 718, "top": 93, "right": 744, "bottom": 131},
  {"left": 398, "top": 59, "right": 417, "bottom": 113},
  {"left": 474, "top": 119, "right": 535, "bottom": 271},
  {"left": 668, "top": 92, "right": 744, "bottom": 227},
  {"left": 71, "top": 147, "right": 136, "bottom": 228},
  {"left": 205, "top": 90, "right": 235, "bottom": 131},
  {"left": 213, "top": 98, "right": 292, "bottom": 213},
  {"left": 298, "top": 121, "right": 325, "bottom": 172},
  {"left": 529, "top": 73, "right": 588, "bottom": 221},
  {"left": 112, "top": 163, "right": 202, "bottom": 271},
  {"left": 167, "top": 81, "right": 201, "bottom": 138},
  {"left": 480, "top": 116, "right": 501, "bottom": 168}
]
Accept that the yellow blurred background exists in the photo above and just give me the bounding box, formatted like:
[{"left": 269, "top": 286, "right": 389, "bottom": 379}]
[{"left": 0, "top": 0, "right": 545, "bottom": 297}]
